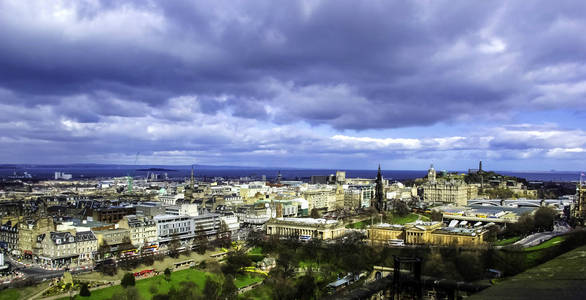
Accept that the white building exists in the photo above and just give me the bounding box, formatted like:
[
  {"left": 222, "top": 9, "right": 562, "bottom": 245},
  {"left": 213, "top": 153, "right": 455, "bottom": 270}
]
[
  {"left": 54, "top": 172, "right": 73, "bottom": 180},
  {"left": 154, "top": 215, "right": 195, "bottom": 243},
  {"left": 158, "top": 194, "right": 184, "bottom": 205}
]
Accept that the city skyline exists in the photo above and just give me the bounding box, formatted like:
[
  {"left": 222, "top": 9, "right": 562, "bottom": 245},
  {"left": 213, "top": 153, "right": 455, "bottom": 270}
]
[{"left": 1, "top": 1, "right": 586, "bottom": 171}]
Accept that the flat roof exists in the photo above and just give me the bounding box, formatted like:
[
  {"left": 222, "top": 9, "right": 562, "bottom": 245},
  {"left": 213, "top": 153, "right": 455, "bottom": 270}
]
[{"left": 276, "top": 217, "right": 338, "bottom": 225}]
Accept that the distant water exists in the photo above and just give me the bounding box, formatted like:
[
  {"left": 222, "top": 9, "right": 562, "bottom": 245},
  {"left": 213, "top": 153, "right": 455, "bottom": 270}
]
[{"left": 0, "top": 165, "right": 582, "bottom": 182}]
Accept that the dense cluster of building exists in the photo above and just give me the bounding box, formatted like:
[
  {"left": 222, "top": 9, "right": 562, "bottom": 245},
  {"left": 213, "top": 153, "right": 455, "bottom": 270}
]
[{"left": 0, "top": 163, "right": 550, "bottom": 270}]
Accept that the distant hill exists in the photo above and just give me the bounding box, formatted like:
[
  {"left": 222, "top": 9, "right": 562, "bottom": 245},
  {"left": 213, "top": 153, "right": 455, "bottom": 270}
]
[{"left": 136, "top": 168, "right": 177, "bottom": 172}]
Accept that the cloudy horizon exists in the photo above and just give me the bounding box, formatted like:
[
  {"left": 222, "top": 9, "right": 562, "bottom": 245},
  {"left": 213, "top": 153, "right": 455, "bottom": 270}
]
[{"left": 1, "top": 0, "right": 585, "bottom": 171}]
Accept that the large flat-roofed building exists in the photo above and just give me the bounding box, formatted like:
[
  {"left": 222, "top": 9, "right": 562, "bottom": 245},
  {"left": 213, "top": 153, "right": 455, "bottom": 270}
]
[
  {"left": 56, "top": 218, "right": 114, "bottom": 232},
  {"left": 368, "top": 221, "right": 488, "bottom": 247},
  {"left": 165, "top": 203, "right": 199, "bottom": 217},
  {"left": 154, "top": 214, "right": 195, "bottom": 242},
  {"left": 266, "top": 217, "right": 346, "bottom": 240},
  {"left": 135, "top": 202, "right": 165, "bottom": 217},
  {"left": 425, "top": 227, "right": 487, "bottom": 246},
  {"left": 92, "top": 206, "right": 136, "bottom": 224},
  {"left": 368, "top": 224, "right": 405, "bottom": 242},
  {"left": 192, "top": 213, "right": 222, "bottom": 237}
]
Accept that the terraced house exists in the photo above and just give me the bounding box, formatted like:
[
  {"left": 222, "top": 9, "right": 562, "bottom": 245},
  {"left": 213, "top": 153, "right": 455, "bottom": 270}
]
[{"left": 37, "top": 231, "right": 97, "bottom": 268}]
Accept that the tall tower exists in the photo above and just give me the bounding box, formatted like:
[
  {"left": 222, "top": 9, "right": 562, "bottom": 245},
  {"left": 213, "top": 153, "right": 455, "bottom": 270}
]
[
  {"left": 374, "top": 164, "right": 385, "bottom": 212},
  {"left": 574, "top": 175, "right": 586, "bottom": 224},
  {"left": 479, "top": 161, "right": 483, "bottom": 173},
  {"left": 190, "top": 165, "right": 195, "bottom": 190},
  {"left": 127, "top": 176, "right": 133, "bottom": 193},
  {"left": 427, "top": 164, "right": 437, "bottom": 182}
]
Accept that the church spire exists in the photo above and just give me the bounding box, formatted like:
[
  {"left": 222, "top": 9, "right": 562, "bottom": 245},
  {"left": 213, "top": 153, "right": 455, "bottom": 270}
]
[{"left": 374, "top": 164, "right": 384, "bottom": 212}]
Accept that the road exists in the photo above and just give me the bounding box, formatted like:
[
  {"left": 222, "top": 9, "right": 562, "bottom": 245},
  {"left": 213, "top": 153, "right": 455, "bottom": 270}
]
[
  {"left": 514, "top": 223, "right": 571, "bottom": 247},
  {"left": 4, "top": 255, "right": 93, "bottom": 285}
]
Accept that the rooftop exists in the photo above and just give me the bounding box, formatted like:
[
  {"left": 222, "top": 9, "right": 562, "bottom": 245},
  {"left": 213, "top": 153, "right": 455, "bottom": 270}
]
[
  {"left": 371, "top": 223, "right": 404, "bottom": 229},
  {"left": 274, "top": 217, "right": 339, "bottom": 225}
]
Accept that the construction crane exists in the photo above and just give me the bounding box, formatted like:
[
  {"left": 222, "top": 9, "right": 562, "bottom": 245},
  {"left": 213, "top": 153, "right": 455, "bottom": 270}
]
[{"left": 126, "top": 152, "right": 139, "bottom": 193}]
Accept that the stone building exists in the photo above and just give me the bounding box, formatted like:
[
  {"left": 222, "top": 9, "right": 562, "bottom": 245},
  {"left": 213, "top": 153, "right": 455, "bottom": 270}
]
[
  {"left": 421, "top": 180, "right": 469, "bottom": 206},
  {"left": 118, "top": 215, "right": 157, "bottom": 248},
  {"left": 344, "top": 185, "right": 374, "bottom": 209},
  {"left": 93, "top": 228, "right": 131, "bottom": 248},
  {"left": 0, "top": 220, "right": 18, "bottom": 253},
  {"left": 368, "top": 221, "right": 487, "bottom": 247},
  {"left": 265, "top": 217, "right": 346, "bottom": 240},
  {"left": 303, "top": 189, "right": 336, "bottom": 212},
  {"left": 92, "top": 206, "right": 136, "bottom": 224},
  {"left": 368, "top": 224, "right": 405, "bottom": 242},
  {"left": 18, "top": 217, "right": 54, "bottom": 258},
  {"left": 37, "top": 231, "right": 97, "bottom": 268}
]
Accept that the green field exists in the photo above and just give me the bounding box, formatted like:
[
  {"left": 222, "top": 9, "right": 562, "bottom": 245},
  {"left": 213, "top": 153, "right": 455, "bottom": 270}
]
[
  {"left": 0, "top": 281, "right": 49, "bottom": 300},
  {"left": 495, "top": 236, "right": 521, "bottom": 246},
  {"left": 248, "top": 247, "right": 263, "bottom": 256},
  {"left": 234, "top": 273, "right": 264, "bottom": 288},
  {"left": 471, "top": 245, "right": 586, "bottom": 299},
  {"left": 524, "top": 236, "right": 566, "bottom": 251},
  {"left": 346, "top": 219, "right": 370, "bottom": 229},
  {"left": 55, "top": 268, "right": 263, "bottom": 299},
  {"left": 0, "top": 289, "right": 19, "bottom": 300},
  {"left": 248, "top": 246, "right": 265, "bottom": 262},
  {"left": 385, "top": 213, "right": 421, "bottom": 225},
  {"left": 61, "top": 268, "right": 212, "bottom": 300}
]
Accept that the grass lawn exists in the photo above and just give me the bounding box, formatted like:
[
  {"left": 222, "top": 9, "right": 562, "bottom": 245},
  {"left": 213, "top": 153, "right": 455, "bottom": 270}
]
[
  {"left": 235, "top": 273, "right": 263, "bottom": 288},
  {"left": 0, "top": 281, "right": 49, "bottom": 300},
  {"left": 62, "top": 268, "right": 213, "bottom": 300},
  {"left": 495, "top": 236, "right": 521, "bottom": 246},
  {"left": 386, "top": 213, "right": 420, "bottom": 225},
  {"left": 471, "top": 245, "right": 586, "bottom": 299},
  {"left": 345, "top": 220, "right": 370, "bottom": 229},
  {"left": 76, "top": 250, "right": 208, "bottom": 282},
  {"left": 298, "top": 260, "right": 319, "bottom": 269},
  {"left": 524, "top": 236, "right": 566, "bottom": 251},
  {"left": 248, "top": 246, "right": 265, "bottom": 262},
  {"left": 248, "top": 247, "right": 263, "bottom": 256},
  {"left": 0, "top": 289, "right": 19, "bottom": 300}
]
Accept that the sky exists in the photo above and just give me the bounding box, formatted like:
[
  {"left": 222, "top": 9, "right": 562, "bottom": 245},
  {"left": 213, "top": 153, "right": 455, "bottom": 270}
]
[{"left": 0, "top": 0, "right": 586, "bottom": 171}]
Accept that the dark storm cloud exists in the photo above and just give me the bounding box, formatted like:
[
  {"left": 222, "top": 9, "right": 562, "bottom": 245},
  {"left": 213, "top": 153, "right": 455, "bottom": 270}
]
[
  {"left": 3, "top": 0, "right": 583, "bottom": 129},
  {"left": 0, "top": 0, "right": 585, "bottom": 167}
]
